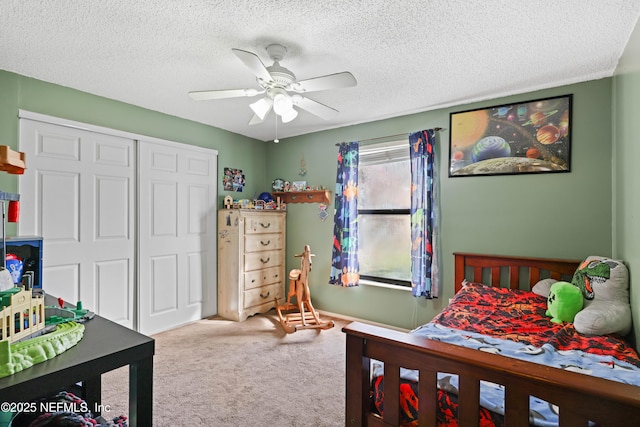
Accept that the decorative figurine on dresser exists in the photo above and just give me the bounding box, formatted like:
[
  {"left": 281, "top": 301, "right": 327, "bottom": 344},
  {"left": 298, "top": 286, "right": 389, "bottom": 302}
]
[{"left": 217, "top": 209, "right": 286, "bottom": 321}]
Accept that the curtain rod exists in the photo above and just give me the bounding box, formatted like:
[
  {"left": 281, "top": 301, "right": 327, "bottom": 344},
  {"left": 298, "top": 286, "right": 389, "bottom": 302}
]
[{"left": 335, "top": 127, "right": 443, "bottom": 146}]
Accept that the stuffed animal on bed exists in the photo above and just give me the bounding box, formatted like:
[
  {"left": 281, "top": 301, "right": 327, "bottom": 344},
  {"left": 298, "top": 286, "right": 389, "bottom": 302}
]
[
  {"left": 571, "top": 256, "right": 631, "bottom": 336},
  {"left": 546, "top": 281, "right": 583, "bottom": 324}
]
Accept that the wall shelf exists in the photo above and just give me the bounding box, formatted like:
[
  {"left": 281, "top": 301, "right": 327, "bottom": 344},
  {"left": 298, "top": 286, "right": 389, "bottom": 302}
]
[
  {"left": 0, "top": 146, "right": 26, "bottom": 174},
  {"left": 272, "top": 190, "right": 331, "bottom": 205}
]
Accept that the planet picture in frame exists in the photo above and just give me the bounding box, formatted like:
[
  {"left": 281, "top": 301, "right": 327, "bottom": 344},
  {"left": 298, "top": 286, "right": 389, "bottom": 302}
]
[{"left": 449, "top": 94, "right": 572, "bottom": 177}]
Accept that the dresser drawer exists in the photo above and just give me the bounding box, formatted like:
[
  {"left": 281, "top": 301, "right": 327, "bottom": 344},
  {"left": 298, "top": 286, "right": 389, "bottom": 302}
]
[
  {"left": 244, "top": 214, "right": 284, "bottom": 234},
  {"left": 244, "top": 233, "right": 283, "bottom": 253},
  {"left": 244, "top": 267, "right": 283, "bottom": 290},
  {"left": 244, "top": 250, "right": 283, "bottom": 271},
  {"left": 244, "top": 283, "right": 282, "bottom": 309}
]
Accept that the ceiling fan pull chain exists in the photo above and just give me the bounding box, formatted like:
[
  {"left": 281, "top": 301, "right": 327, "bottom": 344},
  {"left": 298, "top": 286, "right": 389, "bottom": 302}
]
[{"left": 274, "top": 114, "right": 279, "bottom": 143}]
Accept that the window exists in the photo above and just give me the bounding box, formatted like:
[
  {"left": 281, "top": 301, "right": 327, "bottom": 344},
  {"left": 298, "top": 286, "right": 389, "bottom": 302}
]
[{"left": 358, "top": 140, "right": 411, "bottom": 287}]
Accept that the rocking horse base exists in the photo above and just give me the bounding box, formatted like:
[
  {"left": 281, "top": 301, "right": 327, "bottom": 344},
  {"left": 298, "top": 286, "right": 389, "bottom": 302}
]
[
  {"left": 275, "top": 299, "right": 335, "bottom": 334},
  {"left": 275, "top": 245, "right": 334, "bottom": 334}
]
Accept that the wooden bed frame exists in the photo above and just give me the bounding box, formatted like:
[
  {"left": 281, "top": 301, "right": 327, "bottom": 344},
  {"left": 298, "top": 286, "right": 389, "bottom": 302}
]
[{"left": 343, "top": 252, "right": 640, "bottom": 426}]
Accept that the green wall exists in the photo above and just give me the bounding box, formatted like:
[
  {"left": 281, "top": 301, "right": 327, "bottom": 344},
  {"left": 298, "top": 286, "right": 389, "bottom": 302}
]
[
  {"left": 1, "top": 68, "right": 632, "bottom": 337},
  {"left": 0, "top": 70, "right": 266, "bottom": 209},
  {"left": 613, "top": 49, "right": 640, "bottom": 347},
  {"left": 267, "top": 79, "right": 615, "bottom": 330}
]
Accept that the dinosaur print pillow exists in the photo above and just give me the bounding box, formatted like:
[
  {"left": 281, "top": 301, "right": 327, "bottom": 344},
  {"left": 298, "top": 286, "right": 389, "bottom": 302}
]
[{"left": 571, "top": 256, "right": 631, "bottom": 336}]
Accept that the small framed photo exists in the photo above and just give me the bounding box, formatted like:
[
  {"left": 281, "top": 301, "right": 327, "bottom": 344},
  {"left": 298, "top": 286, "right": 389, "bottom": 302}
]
[
  {"left": 223, "top": 167, "right": 245, "bottom": 191},
  {"left": 449, "top": 94, "right": 572, "bottom": 177},
  {"left": 291, "top": 181, "right": 306, "bottom": 191},
  {"left": 272, "top": 178, "right": 285, "bottom": 191}
]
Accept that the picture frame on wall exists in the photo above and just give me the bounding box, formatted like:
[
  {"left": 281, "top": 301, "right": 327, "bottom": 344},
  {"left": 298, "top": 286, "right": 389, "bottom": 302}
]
[
  {"left": 291, "top": 181, "right": 307, "bottom": 191},
  {"left": 223, "top": 167, "right": 245, "bottom": 191},
  {"left": 448, "top": 94, "right": 572, "bottom": 177}
]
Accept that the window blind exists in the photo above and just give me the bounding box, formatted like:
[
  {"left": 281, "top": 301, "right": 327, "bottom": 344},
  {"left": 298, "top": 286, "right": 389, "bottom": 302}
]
[{"left": 359, "top": 139, "right": 408, "bottom": 165}]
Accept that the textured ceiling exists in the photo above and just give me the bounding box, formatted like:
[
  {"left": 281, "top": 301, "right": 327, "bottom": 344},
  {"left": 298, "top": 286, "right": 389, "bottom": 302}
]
[{"left": 1, "top": 1, "right": 640, "bottom": 142}]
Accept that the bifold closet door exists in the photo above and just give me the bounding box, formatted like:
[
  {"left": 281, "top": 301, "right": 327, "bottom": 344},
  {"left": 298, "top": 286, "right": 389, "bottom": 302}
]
[
  {"left": 137, "top": 140, "right": 217, "bottom": 335},
  {"left": 19, "top": 119, "right": 135, "bottom": 329}
]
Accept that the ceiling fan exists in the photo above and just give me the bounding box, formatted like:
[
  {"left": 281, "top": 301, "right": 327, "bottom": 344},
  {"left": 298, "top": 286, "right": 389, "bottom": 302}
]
[{"left": 189, "top": 44, "right": 357, "bottom": 125}]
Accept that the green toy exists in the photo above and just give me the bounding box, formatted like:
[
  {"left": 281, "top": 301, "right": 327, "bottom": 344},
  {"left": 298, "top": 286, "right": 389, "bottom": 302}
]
[{"left": 546, "top": 281, "right": 584, "bottom": 324}]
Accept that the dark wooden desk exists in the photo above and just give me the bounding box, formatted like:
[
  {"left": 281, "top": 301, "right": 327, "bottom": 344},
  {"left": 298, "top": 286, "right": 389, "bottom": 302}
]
[{"left": 0, "top": 313, "right": 155, "bottom": 426}]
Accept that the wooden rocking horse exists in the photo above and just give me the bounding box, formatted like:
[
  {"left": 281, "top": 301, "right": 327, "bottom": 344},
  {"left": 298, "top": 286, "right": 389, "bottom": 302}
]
[{"left": 275, "top": 245, "right": 334, "bottom": 333}]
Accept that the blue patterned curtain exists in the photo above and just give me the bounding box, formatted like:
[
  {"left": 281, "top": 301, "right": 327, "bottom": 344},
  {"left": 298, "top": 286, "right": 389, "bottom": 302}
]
[
  {"left": 409, "top": 130, "right": 439, "bottom": 298},
  {"left": 330, "top": 141, "right": 360, "bottom": 287}
]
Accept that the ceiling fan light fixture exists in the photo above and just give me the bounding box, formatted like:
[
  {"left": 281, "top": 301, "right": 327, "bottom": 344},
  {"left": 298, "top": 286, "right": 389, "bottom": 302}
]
[
  {"left": 272, "top": 92, "right": 293, "bottom": 116},
  {"left": 280, "top": 108, "right": 298, "bottom": 123},
  {"left": 249, "top": 98, "right": 273, "bottom": 120}
]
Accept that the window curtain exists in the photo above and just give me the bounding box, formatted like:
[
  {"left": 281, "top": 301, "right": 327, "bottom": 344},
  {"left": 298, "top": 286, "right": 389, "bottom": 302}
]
[
  {"left": 409, "top": 129, "right": 439, "bottom": 298},
  {"left": 330, "top": 141, "right": 360, "bottom": 287}
]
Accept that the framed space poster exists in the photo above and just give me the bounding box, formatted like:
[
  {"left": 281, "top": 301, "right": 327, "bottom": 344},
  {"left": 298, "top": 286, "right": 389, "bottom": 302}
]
[{"left": 448, "top": 94, "right": 572, "bottom": 177}]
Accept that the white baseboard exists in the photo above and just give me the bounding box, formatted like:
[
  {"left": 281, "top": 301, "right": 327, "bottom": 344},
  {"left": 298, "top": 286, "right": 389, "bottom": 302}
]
[{"left": 316, "top": 309, "right": 410, "bottom": 332}]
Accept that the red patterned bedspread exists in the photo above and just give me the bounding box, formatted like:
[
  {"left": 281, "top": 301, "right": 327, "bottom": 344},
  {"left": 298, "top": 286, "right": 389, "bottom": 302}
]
[
  {"left": 371, "top": 284, "right": 640, "bottom": 426},
  {"left": 434, "top": 284, "right": 640, "bottom": 366}
]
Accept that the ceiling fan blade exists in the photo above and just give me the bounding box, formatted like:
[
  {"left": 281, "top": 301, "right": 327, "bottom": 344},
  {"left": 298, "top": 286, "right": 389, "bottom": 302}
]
[
  {"left": 232, "top": 48, "right": 273, "bottom": 82},
  {"left": 291, "top": 72, "right": 357, "bottom": 93},
  {"left": 188, "top": 88, "right": 262, "bottom": 101},
  {"left": 292, "top": 96, "right": 339, "bottom": 120}
]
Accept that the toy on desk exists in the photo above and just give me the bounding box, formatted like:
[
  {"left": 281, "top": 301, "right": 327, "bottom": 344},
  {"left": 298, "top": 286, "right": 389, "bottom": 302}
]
[
  {"left": 275, "top": 245, "right": 334, "bottom": 333},
  {"left": 0, "top": 286, "right": 46, "bottom": 342},
  {"left": 0, "top": 289, "right": 89, "bottom": 378},
  {"left": 0, "top": 287, "right": 94, "bottom": 345},
  {"left": 46, "top": 297, "right": 95, "bottom": 326}
]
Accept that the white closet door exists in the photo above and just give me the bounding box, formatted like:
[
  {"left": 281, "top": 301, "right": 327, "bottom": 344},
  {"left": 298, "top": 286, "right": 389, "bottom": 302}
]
[
  {"left": 137, "top": 140, "right": 217, "bottom": 335},
  {"left": 19, "top": 119, "right": 135, "bottom": 328}
]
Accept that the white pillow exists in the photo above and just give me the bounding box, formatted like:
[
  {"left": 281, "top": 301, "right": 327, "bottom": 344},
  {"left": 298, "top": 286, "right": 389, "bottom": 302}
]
[{"left": 532, "top": 278, "right": 557, "bottom": 297}]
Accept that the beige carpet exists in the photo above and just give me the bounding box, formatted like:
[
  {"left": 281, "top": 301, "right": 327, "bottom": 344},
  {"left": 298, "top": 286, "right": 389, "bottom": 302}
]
[{"left": 102, "top": 311, "right": 348, "bottom": 426}]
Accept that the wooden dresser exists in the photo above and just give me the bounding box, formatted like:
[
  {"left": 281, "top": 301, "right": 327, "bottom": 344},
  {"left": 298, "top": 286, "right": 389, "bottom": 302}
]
[{"left": 217, "top": 209, "right": 286, "bottom": 321}]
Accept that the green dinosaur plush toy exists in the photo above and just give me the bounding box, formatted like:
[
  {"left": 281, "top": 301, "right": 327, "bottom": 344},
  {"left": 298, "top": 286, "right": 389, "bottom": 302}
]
[{"left": 546, "top": 281, "right": 584, "bottom": 324}]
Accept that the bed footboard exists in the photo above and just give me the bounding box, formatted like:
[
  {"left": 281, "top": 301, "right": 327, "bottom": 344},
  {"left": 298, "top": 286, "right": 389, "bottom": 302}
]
[{"left": 343, "top": 321, "right": 640, "bottom": 427}]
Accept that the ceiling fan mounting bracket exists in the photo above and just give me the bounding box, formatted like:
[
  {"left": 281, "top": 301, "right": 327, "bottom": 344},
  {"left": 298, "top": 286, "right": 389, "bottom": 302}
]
[
  {"left": 259, "top": 44, "right": 296, "bottom": 89},
  {"left": 266, "top": 44, "right": 287, "bottom": 62}
]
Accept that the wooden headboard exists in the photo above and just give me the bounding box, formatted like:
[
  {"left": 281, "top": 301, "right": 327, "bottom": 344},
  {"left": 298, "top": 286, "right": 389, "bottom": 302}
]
[{"left": 453, "top": 252, "right": 580, "bottom": 293}]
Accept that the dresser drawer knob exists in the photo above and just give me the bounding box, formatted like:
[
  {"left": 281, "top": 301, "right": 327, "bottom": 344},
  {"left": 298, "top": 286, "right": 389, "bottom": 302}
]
[
  {"left": 259, "top": 222, "right": 271, "bottom": 228},
  {"left": 260, "top": 257, "right": 270, "bottom": 264},
  {"left": 260, "top": 240, "right": 271, "bottom": 246},
  {"left": 260, "top": 291, "right": 270, "bottom": 299}
]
